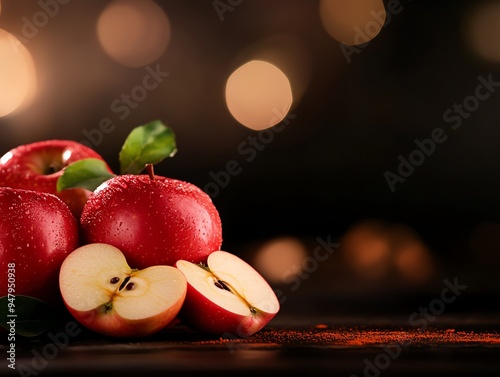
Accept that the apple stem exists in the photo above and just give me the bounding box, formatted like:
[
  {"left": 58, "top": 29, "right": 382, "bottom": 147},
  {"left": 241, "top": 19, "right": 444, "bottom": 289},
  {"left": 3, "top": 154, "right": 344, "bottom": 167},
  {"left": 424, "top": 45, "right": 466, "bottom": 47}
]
[{"left": 146, "top": 163, "right": 155, "bottom": 180}]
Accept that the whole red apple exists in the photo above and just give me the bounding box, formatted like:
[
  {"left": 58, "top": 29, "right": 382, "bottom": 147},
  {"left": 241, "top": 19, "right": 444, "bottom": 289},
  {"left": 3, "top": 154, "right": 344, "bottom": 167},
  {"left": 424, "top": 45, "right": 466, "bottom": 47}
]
[
  {"left": 0, "top": 187, "right": 79, "bottom": 307},
  {"left": 0, "top": 140, "right": 113, "bottom": 219},
  {"left": 80, "top": 173, "right": 223, "bottom": 268}
]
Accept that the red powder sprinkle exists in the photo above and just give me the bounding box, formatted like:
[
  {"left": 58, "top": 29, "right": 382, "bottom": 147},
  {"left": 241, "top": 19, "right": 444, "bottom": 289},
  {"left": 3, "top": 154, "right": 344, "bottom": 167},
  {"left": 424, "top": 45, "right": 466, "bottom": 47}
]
[{"left": 191, "top": 326, "right": 500, "bottom": 347}]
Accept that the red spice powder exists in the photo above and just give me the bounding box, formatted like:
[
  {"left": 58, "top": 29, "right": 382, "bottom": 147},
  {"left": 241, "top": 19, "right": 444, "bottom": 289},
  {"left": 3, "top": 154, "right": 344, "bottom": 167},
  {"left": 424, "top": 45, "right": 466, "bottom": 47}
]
[{"left": 192, "top": 325, "right": 500, "bottom": 347}]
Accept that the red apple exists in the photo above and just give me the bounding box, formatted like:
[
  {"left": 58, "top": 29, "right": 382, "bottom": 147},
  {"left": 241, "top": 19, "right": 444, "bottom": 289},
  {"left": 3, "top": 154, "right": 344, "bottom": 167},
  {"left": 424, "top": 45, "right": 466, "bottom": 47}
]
[
  {"left": 59, "top": 243, "right": 187, "bottom": 338},
  {"left": 0, "top": 140, "right": 113, "bottom": 219},
  {"left": 0, "top": 187, "right": 79, "bottom": 307},
  {"left": 80, "top": 173, "right": 223, "bottom": 268},
  {"left": 176, "top": 250, "right": 280, "bottom": 337}
]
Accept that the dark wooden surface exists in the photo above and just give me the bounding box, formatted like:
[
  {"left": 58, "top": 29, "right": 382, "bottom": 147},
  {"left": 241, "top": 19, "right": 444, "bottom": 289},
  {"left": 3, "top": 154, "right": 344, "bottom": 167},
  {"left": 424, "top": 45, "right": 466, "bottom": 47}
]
[{"left": 3, "top": 309, "right": 500, "bottom": 377}]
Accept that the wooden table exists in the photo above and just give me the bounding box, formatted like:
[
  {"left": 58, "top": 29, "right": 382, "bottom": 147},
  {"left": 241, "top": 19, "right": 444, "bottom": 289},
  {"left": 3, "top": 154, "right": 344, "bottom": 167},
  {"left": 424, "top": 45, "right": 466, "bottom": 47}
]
[{"left": 4, "top": 310, "right": 500, "bottom": 377}]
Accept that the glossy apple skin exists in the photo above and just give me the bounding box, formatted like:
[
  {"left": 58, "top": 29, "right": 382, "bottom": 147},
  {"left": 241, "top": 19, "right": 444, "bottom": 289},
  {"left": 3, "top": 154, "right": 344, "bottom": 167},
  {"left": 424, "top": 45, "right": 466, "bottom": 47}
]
[
  {"left": 80, "top": 174, "right": 223, "bottom": 268},
  {"left": 177, "top": 281, "right": 277, "bottom": 338},
  {"left": 0, "top": 139, "right": 113, "bottom": 219},
  {"left": 64, "top": 294, "right": 185, "bottom": 338},
  {"left": 0, "top": 187, "right": 79, "bottom": 307}
]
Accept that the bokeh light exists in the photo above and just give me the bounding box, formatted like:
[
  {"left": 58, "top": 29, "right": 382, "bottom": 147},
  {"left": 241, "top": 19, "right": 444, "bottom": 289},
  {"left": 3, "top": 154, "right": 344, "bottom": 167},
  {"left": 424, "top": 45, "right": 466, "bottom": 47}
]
[
  {"left": 319, "top": 0, "right": 386, "bottom": 45},
  {"left": 233, "top": 34, "right": 311, "bottom": 106},
  {"left": 97, "top": 0, "right": 171, "bottom": 68},
  {"left": 340, "top": 219, "right": 435, "bottom": 284},
  {"left": 390, "top": 224, "right": 435, "bottom": 284},
  {"left": 465, "top": 1, "right": 500, "bottom": 63},
  {"left": 225, "top": 60, "right": 293, "bottom": 131},
  {"left": 253, "top": 237, "right": 308, "bottom": 284},
  {"left": 0, "top": 29, "right": 37, "bottom": 117},
  {"left": 340, "top": 220, "right": 392, "bottom": 280}
]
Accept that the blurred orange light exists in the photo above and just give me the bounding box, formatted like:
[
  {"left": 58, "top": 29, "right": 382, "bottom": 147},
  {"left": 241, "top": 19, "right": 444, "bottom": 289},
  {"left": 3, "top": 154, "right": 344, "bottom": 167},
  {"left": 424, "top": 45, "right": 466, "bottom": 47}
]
[
  {"left": 225, "top": 60, "right": 293, "bottom": 131},
  {"left": 0, "top": 29, "right": 37, "bottom": 117},
  {"left": 466, "top": 2, "right": 500, "bottom": 63},
  {"left": 97, "top": 0, "right": 170, "bottom": 68},
  {"left": 389, "top": 224, "right": 434, "bottom": 284},
  {"left": 234, "top": 34, "right": 311, "bottom": 106},
  {"left": 319, "top": 0, "right": 386, "bottom": 45},
  {"left": 341, "top": 220, "right": 392, "bottom": 280},
  {"left": 393, "top": 243, "right": 434, "bottom": 285},
  {"left": 253, "top": 237, "right": 308, "bottom": 284},
  {"left": 341, "top": 220, "right": 435, "bottom": 284}
]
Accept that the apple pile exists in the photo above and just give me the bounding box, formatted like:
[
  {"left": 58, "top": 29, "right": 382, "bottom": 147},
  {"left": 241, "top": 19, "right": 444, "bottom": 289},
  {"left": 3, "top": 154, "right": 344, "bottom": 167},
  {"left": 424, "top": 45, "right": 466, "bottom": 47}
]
[
  {"left": 0, "top": 139, "right": 113, "bottom": 219},
  {"left": 0, "top": 120, "right": 280, "bottom": 339}
]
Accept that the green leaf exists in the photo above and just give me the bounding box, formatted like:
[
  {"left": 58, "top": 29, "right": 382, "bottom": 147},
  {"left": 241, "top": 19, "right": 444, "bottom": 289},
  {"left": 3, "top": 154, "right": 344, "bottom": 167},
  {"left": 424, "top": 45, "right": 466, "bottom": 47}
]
[
  {"left": 119, "top": 120, "right": 177, "bottom": 175},
  {"left": 0, "top": 295, "right": 62, "bottom": 337},
  {"left": 57, "top": 158, "right": 116, "bottom": 192}
]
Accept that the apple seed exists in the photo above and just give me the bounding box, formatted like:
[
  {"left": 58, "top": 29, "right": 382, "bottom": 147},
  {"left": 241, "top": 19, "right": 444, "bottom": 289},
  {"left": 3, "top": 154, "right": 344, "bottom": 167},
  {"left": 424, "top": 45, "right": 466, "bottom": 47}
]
[
  {"left": 118, "top": 276, "right": 131, "bottom": 291},
  {"left": 110, "top": 277, "right": 120, "bottom": 284},
  {"left": 213, "top": 276, "right": 259, "bottom": 316},
  {"left": 214, "top": 279, "right": 231, "bottom": 292},
  {"left": 125, "top": 282, "right": 135, "bottom": 290}
]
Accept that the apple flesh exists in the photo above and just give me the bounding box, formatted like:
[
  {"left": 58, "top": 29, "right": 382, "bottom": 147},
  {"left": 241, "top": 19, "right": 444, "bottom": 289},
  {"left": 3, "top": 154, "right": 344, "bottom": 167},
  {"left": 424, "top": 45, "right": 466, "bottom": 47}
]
[
  {"left": 176, "top": 251, "right": 280, "bottom": 338},
  {"left": 0, "top": 187, "right": 79, "bottom": 307},
  {"left": 0, "top": 139, "right": 113, "bottom": 219},
  {"left": 80, "top": 174, "right": 223, "bottom": 268},
  {"left": 59, "top": 243, "right": 187, "bottom": 338}
]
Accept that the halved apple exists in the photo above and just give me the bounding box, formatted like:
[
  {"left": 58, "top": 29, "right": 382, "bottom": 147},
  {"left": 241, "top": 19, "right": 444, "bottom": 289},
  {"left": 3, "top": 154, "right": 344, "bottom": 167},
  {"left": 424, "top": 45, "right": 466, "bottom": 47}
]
[
  {"left": 176, "top": 251, "right": 280, "bottom": 338},
  {"left": 59, "top": 243, "right": 187, "bottom": 338}
]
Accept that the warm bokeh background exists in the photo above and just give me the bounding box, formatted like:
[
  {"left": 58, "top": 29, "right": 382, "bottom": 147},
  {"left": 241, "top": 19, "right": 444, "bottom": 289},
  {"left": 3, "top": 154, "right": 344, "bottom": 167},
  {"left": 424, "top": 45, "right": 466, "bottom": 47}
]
[{"left": 1, "top": 0, "right": 499, "bottom": 317}]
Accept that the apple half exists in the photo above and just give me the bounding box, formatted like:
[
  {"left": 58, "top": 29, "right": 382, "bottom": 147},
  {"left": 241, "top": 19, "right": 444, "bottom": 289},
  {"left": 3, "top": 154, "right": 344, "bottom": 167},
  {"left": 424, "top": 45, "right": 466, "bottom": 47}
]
[
  {"left": 176, "top": 251, "right": 280, "bottom": 338},
  {"left": 59, "top": 243, "right": 187, "bottom": 338}
]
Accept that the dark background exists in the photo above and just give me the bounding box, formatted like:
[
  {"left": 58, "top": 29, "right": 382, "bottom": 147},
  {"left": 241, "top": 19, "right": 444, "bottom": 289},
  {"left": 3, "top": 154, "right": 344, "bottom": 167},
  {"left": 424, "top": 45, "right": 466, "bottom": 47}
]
[{"left": 1, "top": 0, "right": 499, "bottom": 316}]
